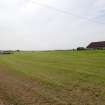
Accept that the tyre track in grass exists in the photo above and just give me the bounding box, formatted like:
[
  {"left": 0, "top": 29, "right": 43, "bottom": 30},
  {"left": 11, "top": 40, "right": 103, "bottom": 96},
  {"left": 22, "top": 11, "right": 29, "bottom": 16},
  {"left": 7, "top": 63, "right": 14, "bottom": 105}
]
[{"left": 0, "top": 68, "right": 68, "bottom": 105}]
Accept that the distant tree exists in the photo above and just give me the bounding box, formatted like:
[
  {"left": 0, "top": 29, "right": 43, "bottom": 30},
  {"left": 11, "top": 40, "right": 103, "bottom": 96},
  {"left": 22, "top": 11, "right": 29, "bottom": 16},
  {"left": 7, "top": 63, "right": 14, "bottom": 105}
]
[
  {"left": 16, "top": 50, "right": 20, "bottom": 52},
  {"left": 77, "top": 47, "right": 85, "bottom": 51}
]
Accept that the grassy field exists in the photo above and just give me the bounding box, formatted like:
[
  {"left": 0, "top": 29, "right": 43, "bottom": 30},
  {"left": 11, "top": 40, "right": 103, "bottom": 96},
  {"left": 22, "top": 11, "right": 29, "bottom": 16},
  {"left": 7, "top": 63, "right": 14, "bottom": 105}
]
[{"left": 0, "top": 50, "right": 105, "bottom": 105}]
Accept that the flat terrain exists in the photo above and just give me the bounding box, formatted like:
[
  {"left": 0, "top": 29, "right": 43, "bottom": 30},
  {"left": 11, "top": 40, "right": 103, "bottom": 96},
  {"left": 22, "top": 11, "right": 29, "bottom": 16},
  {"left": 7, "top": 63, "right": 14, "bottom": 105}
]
[{"left": 0, "top": 50, "right": 105, "bottom": 105}]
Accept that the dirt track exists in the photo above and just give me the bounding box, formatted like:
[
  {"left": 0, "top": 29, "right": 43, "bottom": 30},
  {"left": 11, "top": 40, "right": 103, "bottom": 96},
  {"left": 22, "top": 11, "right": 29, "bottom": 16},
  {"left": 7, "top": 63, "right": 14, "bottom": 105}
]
[
  {"left": 0, "top": 69, "right": 67, "bottom": 105},
  {"left": 0, "top": 70, "right": 105, "bottom": 105}
]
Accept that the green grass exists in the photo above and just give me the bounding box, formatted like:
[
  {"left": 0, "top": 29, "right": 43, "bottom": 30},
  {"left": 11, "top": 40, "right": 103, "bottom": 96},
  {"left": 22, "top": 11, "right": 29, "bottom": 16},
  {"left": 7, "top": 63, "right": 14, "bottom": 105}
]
[
  {"left": 0, "top": 50, "right": 105, "bottom": 104},
  {"left": 0, "top": 50, "right": 105, "bottom": 86}
]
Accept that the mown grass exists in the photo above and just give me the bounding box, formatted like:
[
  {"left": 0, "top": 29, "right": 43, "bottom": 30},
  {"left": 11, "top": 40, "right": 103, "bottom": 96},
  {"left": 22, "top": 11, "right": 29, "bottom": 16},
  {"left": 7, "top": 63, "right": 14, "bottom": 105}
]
[
  {"left": 0, "top": 50, "right": 105, "bottom": 105},
  {"left": 0, "top": 50, "right": 105, "bottom": 86}
]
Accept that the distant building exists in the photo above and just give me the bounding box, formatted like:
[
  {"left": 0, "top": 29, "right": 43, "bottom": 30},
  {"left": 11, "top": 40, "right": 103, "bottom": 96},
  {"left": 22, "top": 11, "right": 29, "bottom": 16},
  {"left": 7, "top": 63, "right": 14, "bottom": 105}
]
[{"left": 87, "top": 41, "right": 105, "bottom": 49}]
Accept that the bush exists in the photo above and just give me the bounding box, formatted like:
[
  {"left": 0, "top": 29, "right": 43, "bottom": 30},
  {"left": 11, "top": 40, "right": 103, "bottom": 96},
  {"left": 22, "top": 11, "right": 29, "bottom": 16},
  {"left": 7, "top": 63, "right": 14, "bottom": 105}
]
[{"left": 77, "top": 47, "right": 85, "bottom": 51}]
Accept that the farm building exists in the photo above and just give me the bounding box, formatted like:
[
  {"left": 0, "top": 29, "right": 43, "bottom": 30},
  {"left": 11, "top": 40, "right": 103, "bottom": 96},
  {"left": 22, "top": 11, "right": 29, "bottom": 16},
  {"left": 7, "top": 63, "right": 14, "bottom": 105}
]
[{"left": 87, "top": 41, "right": 105, "bottom": 49}]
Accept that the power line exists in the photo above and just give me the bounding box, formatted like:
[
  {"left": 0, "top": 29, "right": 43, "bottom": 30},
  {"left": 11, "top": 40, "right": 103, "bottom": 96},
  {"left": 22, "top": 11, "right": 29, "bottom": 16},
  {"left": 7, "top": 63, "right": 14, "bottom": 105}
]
[{"left": 32, "top": 1, "right": 105, "bottom": 25}]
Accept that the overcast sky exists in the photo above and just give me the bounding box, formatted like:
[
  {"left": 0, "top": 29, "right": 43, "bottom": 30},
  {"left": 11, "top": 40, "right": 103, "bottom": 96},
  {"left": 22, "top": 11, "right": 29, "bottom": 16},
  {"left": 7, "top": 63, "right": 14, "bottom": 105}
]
[{"left": 0, "top": 0, "right": 105, "bottom": 50}]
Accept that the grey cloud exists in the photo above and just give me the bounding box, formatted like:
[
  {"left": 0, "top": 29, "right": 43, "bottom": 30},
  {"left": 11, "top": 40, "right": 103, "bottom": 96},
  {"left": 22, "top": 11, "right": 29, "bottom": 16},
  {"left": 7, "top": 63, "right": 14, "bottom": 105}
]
[{"left": 0, "top": 0, "right": 105, "bottom": 50}]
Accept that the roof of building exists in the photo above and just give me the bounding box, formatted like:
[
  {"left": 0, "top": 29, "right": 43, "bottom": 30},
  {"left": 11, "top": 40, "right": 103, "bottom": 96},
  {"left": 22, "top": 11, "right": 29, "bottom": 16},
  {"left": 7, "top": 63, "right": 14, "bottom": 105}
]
[{"left": 87, "top": 41, "right": 105, "bottom": 48}]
